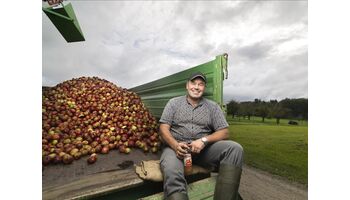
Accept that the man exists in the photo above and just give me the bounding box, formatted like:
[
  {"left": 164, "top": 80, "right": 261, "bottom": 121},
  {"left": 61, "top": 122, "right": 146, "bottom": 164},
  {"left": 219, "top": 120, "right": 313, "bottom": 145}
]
[{"left": 159, "top": 72, "right": 244, "bottom": 200}]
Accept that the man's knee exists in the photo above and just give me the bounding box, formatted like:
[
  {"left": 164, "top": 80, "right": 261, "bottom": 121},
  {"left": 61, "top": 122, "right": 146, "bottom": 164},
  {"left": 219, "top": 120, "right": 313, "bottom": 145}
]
[
  {"left": 220, "top": 140, "right": 243, "bottom": 154},
  {"left": 221, "top": 140, "right": 244, "bottom": 167},
  {"left": 161, "top": 148, "right": 182, "bottom": 171},
  {"left": 230, "top": 141, "right": 244, "bottom": 156}
]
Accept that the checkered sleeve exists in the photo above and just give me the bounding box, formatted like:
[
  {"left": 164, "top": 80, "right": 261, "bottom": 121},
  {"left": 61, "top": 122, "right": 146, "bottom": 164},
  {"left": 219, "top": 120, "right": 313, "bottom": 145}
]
[
  {"left": 159, "top": 99, "right": 175, "bottom": 125},
  {"left": 211, "top": 104, "right": 229, "bottom": 131}
]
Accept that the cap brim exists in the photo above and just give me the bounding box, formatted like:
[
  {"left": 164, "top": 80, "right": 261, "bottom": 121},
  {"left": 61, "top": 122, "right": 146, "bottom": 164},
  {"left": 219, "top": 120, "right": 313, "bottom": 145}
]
[{"left": 190, "top": 75, "right": 206, "bottom": 82}]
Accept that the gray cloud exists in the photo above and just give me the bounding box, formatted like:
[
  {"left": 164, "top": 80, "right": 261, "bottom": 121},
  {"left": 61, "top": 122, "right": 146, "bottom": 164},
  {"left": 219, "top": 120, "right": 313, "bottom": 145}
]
[
  {"left": 262, "top": 1, "right": 308, "bottom": 27},
  {"left": 236, "top": 42, "right": 272, "bottom": 61}
]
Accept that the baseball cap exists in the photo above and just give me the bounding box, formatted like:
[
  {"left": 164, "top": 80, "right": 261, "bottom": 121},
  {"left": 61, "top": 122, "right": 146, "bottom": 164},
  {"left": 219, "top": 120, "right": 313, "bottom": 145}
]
[{"left": 188, "top": 72, "right": 207, "bottom": 83}]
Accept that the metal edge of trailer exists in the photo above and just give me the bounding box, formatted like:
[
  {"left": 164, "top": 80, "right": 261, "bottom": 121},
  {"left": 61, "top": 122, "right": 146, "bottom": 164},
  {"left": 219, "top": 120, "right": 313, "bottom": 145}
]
[
  {"left": 139, "top": 175, "right": 243, "bottom": 200},
  {"left": 43, "top": 2, "right": 85, "bottom": 42},
  {"left": 129, "top": 54, "right": 228, "bottom": 119}
]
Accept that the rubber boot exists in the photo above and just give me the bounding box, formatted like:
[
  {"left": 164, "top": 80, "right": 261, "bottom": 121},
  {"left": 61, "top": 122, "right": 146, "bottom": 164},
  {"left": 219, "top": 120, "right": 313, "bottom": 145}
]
[
  {"left": 167, "top": 192, "right": 189, "bottom": 200},
  {"left": 214, "top": 163, "right": 242, "bottom": 200}
]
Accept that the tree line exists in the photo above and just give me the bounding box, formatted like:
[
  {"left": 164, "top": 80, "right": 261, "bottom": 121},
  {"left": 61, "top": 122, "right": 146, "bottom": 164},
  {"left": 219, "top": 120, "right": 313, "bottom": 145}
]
[{"left": 226, "top": 98, "right": 308, "bottom": 124}]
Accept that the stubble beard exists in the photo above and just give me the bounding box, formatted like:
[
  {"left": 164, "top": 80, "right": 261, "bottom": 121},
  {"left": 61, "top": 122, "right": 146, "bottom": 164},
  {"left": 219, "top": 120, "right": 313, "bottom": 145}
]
[{"left": 188, "top": 90, "right": 203, "bottom": 100}]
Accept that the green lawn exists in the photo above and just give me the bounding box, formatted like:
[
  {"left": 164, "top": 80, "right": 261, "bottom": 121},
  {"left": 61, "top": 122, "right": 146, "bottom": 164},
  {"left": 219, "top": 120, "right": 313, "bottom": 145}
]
[{"left": 227, "top": 116, "right": 308, "bottom": 185}]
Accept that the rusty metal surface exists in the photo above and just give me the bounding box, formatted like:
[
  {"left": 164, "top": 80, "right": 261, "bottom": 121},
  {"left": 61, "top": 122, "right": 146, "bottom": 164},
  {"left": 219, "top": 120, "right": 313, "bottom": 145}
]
[{"left": 42, "top": 149, "right": 161, "bottom": 189}]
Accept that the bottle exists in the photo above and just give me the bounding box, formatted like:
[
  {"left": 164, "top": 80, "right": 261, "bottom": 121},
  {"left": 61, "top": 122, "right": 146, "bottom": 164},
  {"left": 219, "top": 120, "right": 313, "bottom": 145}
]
[{"left": 184, "top": 149, "right": 193, "bottom": 175}]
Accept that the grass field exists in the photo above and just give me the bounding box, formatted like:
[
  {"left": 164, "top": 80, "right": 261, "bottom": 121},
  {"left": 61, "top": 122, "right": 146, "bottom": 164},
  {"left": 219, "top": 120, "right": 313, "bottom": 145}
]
[{"left": 227, "top": 116, "right": 308, "bottom": 185}]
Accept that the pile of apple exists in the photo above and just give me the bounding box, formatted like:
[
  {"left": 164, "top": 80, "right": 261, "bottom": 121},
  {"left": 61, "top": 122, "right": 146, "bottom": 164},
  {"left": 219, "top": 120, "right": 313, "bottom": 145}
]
[{"left": 42, "top": 77, "right": 160, "bottom": 165}]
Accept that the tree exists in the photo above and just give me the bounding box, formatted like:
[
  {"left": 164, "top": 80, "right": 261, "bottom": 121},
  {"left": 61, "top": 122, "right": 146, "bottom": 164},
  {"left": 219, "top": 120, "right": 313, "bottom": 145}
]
[
  {"left": 230, "top": 98, "right": 308, "bottom": 123},
  {"left": 238, "top": 102, "right": 254, "bottom": 120},
  {"left": 256, "top": 103, "right": 270, "bottom": 122},
  {"left": 236, "top": 103, "right": 245, "bottom": 120},
  {"left": 280, "top": 98, "right": 308, "bottom": 120},
  {"left": 254, "top": 98, "right": 261, "bottom": 104},
  {"left": 269, "top": 103, "right": 290, "bottom": 124},
  {"left": 227, "top": 100, "right": 239, "bottom": 118}
]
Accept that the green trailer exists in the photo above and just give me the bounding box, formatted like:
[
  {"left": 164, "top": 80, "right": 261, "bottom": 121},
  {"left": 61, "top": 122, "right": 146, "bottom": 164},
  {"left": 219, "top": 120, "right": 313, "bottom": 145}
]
[{"left": 42, "top": 54, "right": 230, "bottom": 200}]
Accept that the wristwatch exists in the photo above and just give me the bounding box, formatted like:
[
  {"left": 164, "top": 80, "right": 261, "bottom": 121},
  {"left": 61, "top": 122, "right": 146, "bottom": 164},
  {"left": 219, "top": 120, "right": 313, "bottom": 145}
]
[{"left": 201, "top": 137, "right": 208, "bottom": 146}]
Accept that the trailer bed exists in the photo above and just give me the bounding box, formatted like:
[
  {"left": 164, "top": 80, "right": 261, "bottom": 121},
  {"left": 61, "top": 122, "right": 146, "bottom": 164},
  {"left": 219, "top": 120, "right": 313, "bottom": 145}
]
[{"left": 42, "top": 149, "right": 161, "bottom": 200}]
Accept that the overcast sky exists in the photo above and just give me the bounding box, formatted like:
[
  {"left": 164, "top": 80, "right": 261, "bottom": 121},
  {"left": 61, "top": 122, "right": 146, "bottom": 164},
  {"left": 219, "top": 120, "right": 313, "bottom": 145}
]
[{"left": 42, "top": 1, "right": 307, "bottom": 102}]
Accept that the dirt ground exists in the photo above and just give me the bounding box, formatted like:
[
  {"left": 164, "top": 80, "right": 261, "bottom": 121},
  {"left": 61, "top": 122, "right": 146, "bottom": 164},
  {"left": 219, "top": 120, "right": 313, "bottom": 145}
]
[{"left": 239, "top": 165, "right": 308, "bottom": 200}]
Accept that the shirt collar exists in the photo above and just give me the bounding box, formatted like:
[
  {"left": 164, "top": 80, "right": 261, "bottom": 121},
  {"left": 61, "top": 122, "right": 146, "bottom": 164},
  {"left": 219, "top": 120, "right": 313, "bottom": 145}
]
[{"left": 185, "top": 95, "right": 205, "bottom": 107}]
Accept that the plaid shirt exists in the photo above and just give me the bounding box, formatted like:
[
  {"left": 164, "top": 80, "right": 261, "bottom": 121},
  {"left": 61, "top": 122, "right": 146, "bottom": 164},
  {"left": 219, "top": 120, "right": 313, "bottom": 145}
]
[{"left": 159, "top": 95, "right": 228, "bottom": 142}]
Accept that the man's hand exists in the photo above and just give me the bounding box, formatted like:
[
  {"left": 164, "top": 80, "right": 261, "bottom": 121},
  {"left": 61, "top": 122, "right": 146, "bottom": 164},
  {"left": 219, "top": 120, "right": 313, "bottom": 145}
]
[
  {"left": 189, "top": 128, "right": 229, "bottom": 154},
  {"left": 174, "top": 142, "right": 191, "bottom": 159},
  {"left": 190, "top": 139, "right": 205, "bottom": 154}
]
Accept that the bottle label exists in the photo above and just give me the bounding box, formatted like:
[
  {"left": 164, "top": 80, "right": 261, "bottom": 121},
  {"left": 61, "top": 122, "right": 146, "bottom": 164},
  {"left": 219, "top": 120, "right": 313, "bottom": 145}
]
[{"left": 184, "top": 155, "right": 192, "bottom": 167}]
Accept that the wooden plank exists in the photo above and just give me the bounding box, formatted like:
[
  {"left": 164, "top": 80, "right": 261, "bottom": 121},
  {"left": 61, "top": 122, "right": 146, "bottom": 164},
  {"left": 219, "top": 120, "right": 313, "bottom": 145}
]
[
  {"left": 43, "top": 168, "right": 144, "bottom": 200},
  {"left": 139, "top": 176, "right": 217, "bottom": 200}
]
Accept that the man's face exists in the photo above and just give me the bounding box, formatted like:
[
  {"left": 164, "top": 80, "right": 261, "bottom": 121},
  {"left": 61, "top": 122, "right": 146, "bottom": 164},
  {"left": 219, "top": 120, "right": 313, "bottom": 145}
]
[{"left": 186, "top": 78, "right": 206, "bottom": 99}]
